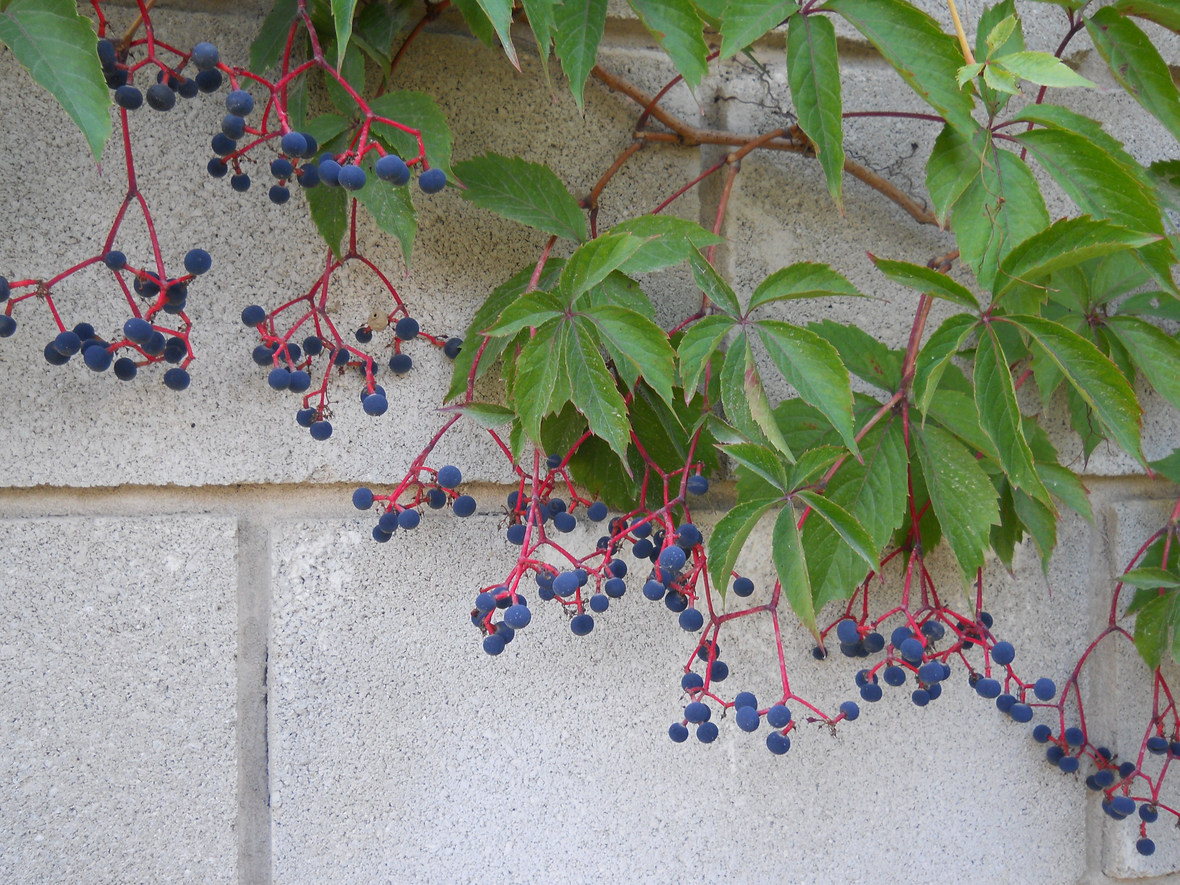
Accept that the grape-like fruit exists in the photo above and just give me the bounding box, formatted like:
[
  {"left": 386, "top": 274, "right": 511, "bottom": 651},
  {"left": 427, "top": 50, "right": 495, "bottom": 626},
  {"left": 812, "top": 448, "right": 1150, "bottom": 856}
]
[
  {"left": 658, "top": 545, "right": 687, "bottom": 573},
  {"left": 281, "top": 131, "right": 308, "bottom": 157},
  {"left": 1136, "top": 838, "right": 1156, "bottom": 857},
  {"left": 766, "top": 732, "right": 791, "bottom": 755},
  {"left": 732, "top": 577, "right": 754, "bottom": 597},
  {"left": 84, "top": 346, "right": 112, "bottom": 371},
  {"left": 115, "top": 85, "right": 143, "bottom": 110},
  {"left": 191, "top": 42, "right": 220, "bottom": 70},
  {"left": 505, "top": 524, "right": 526, "bottom": 545},
  {"left": 736, "top": 706, "right": 760, "bottom": 732},
  {"left": 504, "top": 604, "right": 531, "bottom": 629},
  {"left": 376, "top": 154, "right": 410, "bottom": 185},
  {"left": 389, "top": 353, "right": 412, "bottom": 374},
  {"left": 113, "top": 357, "right": 138, "bottom": 381},
  {"left": 225, "top": 90, "right": 254, "bottom": 116},
  {"left": 310, "top": 420, "right": 333, "bottom": 440},
  {"left": 452, "top": 495, "right": 476, "bottom": 517},
  {"left": 338, "top": 165, "right": 367, "bottom": 191},
  {"left": 766, "top": 705, "right": 791, "bottom": 728},
  {"left": 395, "top": 316, "right": 420, "bottom": 340},
  {"left": 195, "top": 69, "right": 222, "bottom": 92},
  {"left": 836, "top": 619, "right": 860, "bottom": 644},
  {"left": 570, "top": 613, "right": 594, "bottom": 635},
  {"left": 684, "top": 701, "right": 710, "bottom": 723},
  {"left": 679, "top": 608, "right": 704, "bottom": 632},
  {"left": 268, "top": 368, "right": 290, "bottom": 390},
  {"left": 697, "top": 722, "right": 719, "bottom": 743},
  {"left": 362, "top": 393, "right": 388, "bottom": 416},
  {"left": 397, "top": 509, "right": 420, "bottom": 530},
  {"left": 991, "top": 641, "right": 1015, "bottom": 665},
  {"left": 1033, "top": 677, "right": 1056, "bottom": 701},
  {"left": 231, "top": 173, "right": 251, "bottom": 192},
  {"left": 483, "top": 633, "right": 506, "bottom": 656},
  {"left": 353, "top": 488, "right": 374, "bottom": 510},
  {"left": 669, "top": 723, "right": 689, "bottom": 743},
  {"left": 146, "top": 83, "right": 176, "bottom": 112},
  {"left": 841, "top": 700, "right": 861, "bottom": 720},
  {"left": 434, "top": 465, "right": 461, "bottom": 489},
  {"left": 686, "top": 474, "right": 709, "bottom": 495},
  {"left": 221, "top": 114, "right": 245, "bottom": 139},
  {"left": 586, "top": 501, "right": 608, "bottom": 522},
  {"left": 419, "top": 168, "right": 447, "bottom": 193},
  {"left": 443, "top": 337, "right": 463, "bottom": 358},
  {"left": 163, "top": 368, "right": 190, "bottom": 390},
  {"left": 184, "top": 249, "right": 212, "bottom": 276}
]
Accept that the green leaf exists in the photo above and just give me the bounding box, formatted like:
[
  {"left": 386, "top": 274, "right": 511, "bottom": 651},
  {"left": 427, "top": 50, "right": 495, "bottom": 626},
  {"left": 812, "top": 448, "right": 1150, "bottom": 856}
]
[
  {"left": 488, "top": 290, "right": 565, "bottom": 337},
  {"left": 956, "top": 62, "right": 985, "bottom": 88},
  {"left": 629, "top": 0, "right": 709, "bottom": 88},
  {"left": 568, "top": 316, "right": 631, "bottom": 460},
  {"left": 583, "top": 304, "right": 676, "bottom": 402},
  {"left": 0, "top": 0, "right": 111, "bottom": 160},
  {"left": 323, "top": 41, "right": 366, "bottom": 116},
  {"left": 609, "top": 216, "right": 724, "bottom": 274},
  {"left": 951, "top": 139, "right": 1049, "bottom": 292},
  {"left": 787, "top": 13, "right": 844, "bottom": 209},
  {"left": 984, "top": 14, "right": 1019, "bottom": 55},
  {"left": 981, "top": 63, "right": 1021, "bottom": 96},
  {"left": 748, "top": 262, "right": 860, "bottom": 311},
  {"left": 870, "top": 255, "right": 979, "bottom": 310},
  {"left": 1087, "top": 7, "right": 1180, "bottom": 145},
  {"left": 520, "top": 0, "right": 558, "bottom": 91},
  {"left": 453, "top": 0, "right": 498, "bottom": 46},
  {"left": 1014, "top": 115, "right": 1173, "bottom": 291},
  {"left": 554, "top": 0, "right": 608, "bottom": 109},
  {"left": 351, "top": 2, "right": 410, "bottom": 69},
  {"left": 1131, "top": 592, "right": 1178, "bottom": 668},
  {"left": 561, "top": 234, "right": 647, "bottom": 302},
  {"left": 913, "top": 422, "right": 1000, "bottom": 576},
  {"left": 251, "top": 0, "right": 298, "bottom": 72},
  {"left": 804, "top": 417, "right": 907, "bottom": 609},
  {"left": 721, "top": 0, "right": 795, "bottom": 58},
  {"left": 354, "top": 177, "right": 417, "bottom": 266},
  {"left": 808, "top": 320, "right": 902, "bottom": 392},
  {"left": 796, "top": 489, "right": 878, "bottom": 572},
  {"left": 1016, "top": 105, "right": 1151, "bottom": 187},
  {"left": 370, "top": 91, "right": 454, "bottom": 178},
  {"left": 513, "top": 321, "right": 569, "bottom": 443},
  {"left": 1150, "top": 448, "right": 1180, "bottom": 484},
  {"left": 305, "top": 185, "right": 348, "bottom": 257},
  {"left": 1112, "top": 0, "right": 1180, "bottom": 32},
  {"left": 1005, "top": 314, "right": 1143, "bottom": 461},
  {"left": 689, "top": 250, "right": 743, "bottom": 317},
  {"left": 976, "top": 4, "right": 1023, "bottom": 114},
  {"left": 1012, "top": 486, "right": 1058, "bottom": 567},
  {"left": 755, "top": 320, "right": 859, "bottom": 456},
  {"left": 707, "top": 497, "right": 780, "bottom": 597},
  {"left": 926, "top": 124, "right": 980, "bottom": 227},
  {"left": 1104, "top": 315, "right": 1180, "bottom": 412},
  {"left": 1122, "top": 567, "right": 1180, "bottom": 590},
  {"left": 722, "top": 442, "right": 791, "bottom": 491},
  {"left": 993, "top": 50, "right": 1095, "bottom": 89},
  {"left": 787, "top": 445, "right": 845, "bottom": 488},
  {"left": 773, "top": 505, "right": 818, "bottom": 639},
  {"left": 454, "top": 402, "right": 516, "bottom": 427},
  {"left": 720, "top": 332, "right": 794, "bottom": 458},
  {"left": 997, "top": 217, "right": 1159, "bottom": 305},
  {"left": 453, "top": 153, "right": 586, "bottom": 241},
  {"left": 331, "top": 0, "right": 358, "bottom": 66},
  {"left": 820, "top": 0, "right": 977, "bottom": 137},
  {"left": 446, "top": 258, "right": 564, "bottom": 401},
  {"left": 677, "top": 315, "right": 734, "bottom": 396},
  {"left": 1035, "top": 462, "right": 1092, "bottom": 521},
  {"left": 975, "top": 323, "right": 1052, "bottom": 506},
  {"left": 912, "top": 313, "right": 978, "bottom": 415},
  {"left": 478, "top": 0, "right": 521, "bottom": 68}
]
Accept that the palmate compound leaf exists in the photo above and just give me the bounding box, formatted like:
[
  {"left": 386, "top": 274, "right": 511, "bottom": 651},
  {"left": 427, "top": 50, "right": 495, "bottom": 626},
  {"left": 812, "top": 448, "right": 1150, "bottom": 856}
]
[
  {"left": 452, "top": 154, "right": 587, "bottom": 242},
  {"left": 0, "top": 0, "right": 111, "bottom": 160}
]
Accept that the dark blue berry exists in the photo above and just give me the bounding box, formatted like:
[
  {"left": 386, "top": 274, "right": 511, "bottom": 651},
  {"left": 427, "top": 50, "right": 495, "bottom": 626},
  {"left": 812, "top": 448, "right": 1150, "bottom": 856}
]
[
  {"left": 375, "top": 154, "right": 410, "bottom": 184},
  {"left": 444, "top": 337, "right": 463, "bottom": 358},
  {"left": 736, "top": 706, "right": 760, "bottom": 732},
  {"left": 687, "top": 474, "right": 709, "bottom": 495},
  {"left": 84, "top": 346, "right": 112, "bottom": 371},
  {"left": 991, "top": 641, "right": 1015, "bottom": 665},
  {"left": 310, "top": 420, "right": 332, "bottom": 440},
  {"left": 766, "top": 705, "right": 791, "bottom": 728},
  {"left": 270, "top": 157, "right": 294, "bottom": 179},
  {"left": 395, "top": 316, "right": 420, "bottom": 340},
  {"left": 225, "top": 89, "right": 254, "bottom": 116},
  {"left": 113, "top": 357, "right": 138, "bottom": 380},
  {"left": 397, "top": 509, "right": 420, "bottom": 530},
  {"left": 570, "top": 613, "right": 594, "bottom": 635},
  {"left": 452, "top": 495, "right": 476, "bottom": 517},
  {"left": 732, "top": 577, "right": 754, "bottom": 597},
  {"left": 362, "top": 393, "right": 388, "bottom": 416},
  {"left": 353, "top": 488, "right": 374, "bottom": 510},
  {"left": 163, "top": 368, "right": 190, "bottom": 390},
  {"left": 338, "top": 165, "right": 366, "bottom": 191},
  {"left": 230, "top": 173, "right": 251, "bottom": 192},
  {"left": 389, "top": 353, "right": 412, "bottom": 374},
  {"left": 222, "top": 114, "right": 246, "bottom": 139},
  {"left": 841, "top": 700, "right": 860, "bottom": 720},
  {"left": 766, "top": 732, "right": 791, "bottom": 755},
  {"left": 184, "top": 249, "right": 212, "bottom": 275},
  {"left": 419, "top": 167, "right": 446, "bottom": 193},
  {"left": 280, "top": 131, "right": 308, "bottom": 157},
  {"left": 506, "top": 524, "right": 526, "bottom": 545},
  {"left": 146, "top": 82, "right": 176, "bottom": 111},
  {"left": 679, "top": 608, "right": 704, "bottom": 631},
  {"left": 669, "top": 723, "right": 689, "bottom": 743},
  {"left": 191, "top": 42, "right": 219, "bottom": 70},
  {"left": 195, "top": 69, "right": 222, "bottom": 92},
  {"left": 114, "top": 85, "right": 143, "bottom": 110},
  {"left": 586, "top": 501, "right": 608, "bottom": 522},
  {"left": 269, "top": 185, "right": 290, "bottom": 204},
  {"left": 212, "top": 133, "right": 238, "bottom": 157},
  {"left": 589, "top": 594, "right": 609, "bottom": 614},
  {"left": 103, "top": 251, "right": 127, "bottom": 270}
]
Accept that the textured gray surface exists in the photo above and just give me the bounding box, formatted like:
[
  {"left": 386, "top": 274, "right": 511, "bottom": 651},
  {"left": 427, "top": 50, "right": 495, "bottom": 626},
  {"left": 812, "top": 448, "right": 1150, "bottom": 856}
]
[
  {"left": 0, "top": 516, "right": 237, "bottom": 884},
  {"left": 268, "top": 512, "right": 1092, "bottom": 884}
]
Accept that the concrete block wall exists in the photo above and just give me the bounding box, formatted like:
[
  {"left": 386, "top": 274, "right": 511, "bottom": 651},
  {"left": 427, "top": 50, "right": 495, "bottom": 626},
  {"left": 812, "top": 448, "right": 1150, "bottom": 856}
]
[{"left": 1, "top": 4, "right": 1178, "bottom": 883}]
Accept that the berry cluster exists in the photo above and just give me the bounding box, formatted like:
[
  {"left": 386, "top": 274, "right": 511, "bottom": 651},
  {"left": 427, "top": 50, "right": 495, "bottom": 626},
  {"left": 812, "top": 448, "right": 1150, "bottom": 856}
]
[
  {"left": 240, "top": 252, "right": 461, "bottom": 439},
  {"left": 353, "top": 459, "right": 476, "bottom": 541},
  {"left": 0, "top": 4, "right": 215, "bottom": 386}
]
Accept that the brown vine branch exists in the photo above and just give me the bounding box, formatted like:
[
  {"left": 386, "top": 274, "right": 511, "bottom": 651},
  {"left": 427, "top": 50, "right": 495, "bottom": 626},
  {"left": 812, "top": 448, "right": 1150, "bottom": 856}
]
[{"left": 591, "top": 65, "right": 937, "bottom": 227}]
